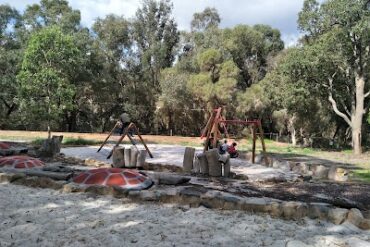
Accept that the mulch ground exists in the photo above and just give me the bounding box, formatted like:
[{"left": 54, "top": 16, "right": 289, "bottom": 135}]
[{"left": 232, "top": 181, "right": 370, "bottom": 211}]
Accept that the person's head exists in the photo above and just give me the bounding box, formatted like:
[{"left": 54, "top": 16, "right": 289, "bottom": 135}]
[
  {"left": 232, "top": 142, "right": 237, "bottom": 147},
  {"left": 224, "top": 140, "right": 227, "bottom": 144}
]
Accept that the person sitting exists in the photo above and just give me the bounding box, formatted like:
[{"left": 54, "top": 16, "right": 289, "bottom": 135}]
[
  {"left": 227, "top": 142, "right": 239, "bottom": 158},
  {"left": 219, "top": 140, "right": 229, "bottom": 154},
  {"left": 118, "top": 112, "right": 133, "bottom": 136}
]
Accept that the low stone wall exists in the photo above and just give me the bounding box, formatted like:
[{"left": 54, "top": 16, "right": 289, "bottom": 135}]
[
  {"left": 0, "top": 171, "right": 368, "bottom": 230},
  {"left": 252, "top": 153, "right": 350, "bottom": 182}
]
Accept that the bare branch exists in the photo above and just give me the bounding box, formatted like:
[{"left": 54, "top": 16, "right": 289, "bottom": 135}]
[
  {"left": 327, "top": 74, "right": 352, "bottom": 127},
  {"left": 365, "top": 90, "right": 370, "bottom": 98},
  {"left": 328, "top": 93, "right": 352, "bottom": 127}
]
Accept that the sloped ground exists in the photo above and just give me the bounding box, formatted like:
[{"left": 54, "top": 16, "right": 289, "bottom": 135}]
[{"left": 0, "top": 183, "right": 369, "bottom": 247}]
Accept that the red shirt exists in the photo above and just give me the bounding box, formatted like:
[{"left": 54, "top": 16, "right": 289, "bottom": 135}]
[{"left": 228, "top": 145, "right": 237, "bottom": 154}]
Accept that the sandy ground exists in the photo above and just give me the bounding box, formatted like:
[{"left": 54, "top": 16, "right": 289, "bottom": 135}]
[
  {"left": 62, "top": 144, "right": 300, "bottom": 182},
  {"left": 0, "top": 183, "right": 369, "bottom": 247}
]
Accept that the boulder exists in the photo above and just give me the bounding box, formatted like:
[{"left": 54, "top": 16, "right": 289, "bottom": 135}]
[
  {"left": 328, "top": 208, "right": 348, "bottom": 225},
  {"left": 313, "top": 165, "right": 329, "bottom": 179},
  {"left": 308, "top": 203, "right": 330, "bottom": 219},
  {"left": 346, "top": 208, "right": 364, "bottom": 228},
  {"left": 124, "top": 148, "right": 131, "bottom": 167},
  {"left": 282, "top": 201, "right": 308, "bottom": 219},
  {"left": 128, "top": 147, "right": 139, "bottom": 168},
  {"left": 328, "top": 167, "right": 349, "bottom": 182}
]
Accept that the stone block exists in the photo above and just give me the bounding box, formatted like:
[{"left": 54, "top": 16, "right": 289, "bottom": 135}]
[
  {"left": 282, "top": 201, "right": 308, "bottom": 220},
  {"left": 308, "top": 203, "right": 330, "bottom": 219},
  {"left": 112, "top": 147, "right": 125, "bottom": 168},
  {"left": 183, "top": 147, "right": 195, "bottom": 172},
  {"left": 346, "top": 208, "right": 365, "bottom": 229},
  {"left": 328, "top": 208, "right": 348, "bottom": 225},
  {"left": 206, "top": 149, "right": 222, "bottom": 177}
]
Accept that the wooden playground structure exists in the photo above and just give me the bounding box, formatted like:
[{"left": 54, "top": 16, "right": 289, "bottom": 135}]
[
  {"left": 201, "top": 107, "right": 267, "bottom": 163},
  {"left": 97, "top": 122, "right": 153, "bottom": 159}
]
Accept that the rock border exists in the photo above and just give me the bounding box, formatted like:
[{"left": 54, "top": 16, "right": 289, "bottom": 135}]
[{"left": 0, "top": 171, "right": 368, "bottom": 230}]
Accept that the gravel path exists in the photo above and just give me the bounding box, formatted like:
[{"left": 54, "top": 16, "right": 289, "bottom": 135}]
[{"left": 0, "top": 184, "right": 369, "bottom": 247}]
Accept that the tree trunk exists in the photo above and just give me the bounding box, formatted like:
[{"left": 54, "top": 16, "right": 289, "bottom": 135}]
[{"left": 351, "top": 74, "right": 365, "bottom": 155}]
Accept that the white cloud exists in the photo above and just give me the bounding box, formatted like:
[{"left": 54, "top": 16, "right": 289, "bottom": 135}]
[{"left": 1, "top": 0, "right": 307, "bottom": 45}]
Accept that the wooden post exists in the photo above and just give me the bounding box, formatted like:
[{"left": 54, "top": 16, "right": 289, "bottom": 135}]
[
  {"left": 98, "top": 121, "right": 118, "bottom": 152},
  {"left": 252, "top": 125, "right": 257, "bottom": 163},
  {"left": 257, "top": 120, "right": 268, "bottom": 165},
  {"left": 203, "top": 111, "right": 216, "bottom": 152}
]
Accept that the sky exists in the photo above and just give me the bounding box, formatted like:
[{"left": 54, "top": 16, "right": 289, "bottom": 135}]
[{"left": 1, "top": 0, "right": 309, "bottom": 46}]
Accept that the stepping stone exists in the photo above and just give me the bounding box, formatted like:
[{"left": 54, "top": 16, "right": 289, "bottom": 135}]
[
  {"left": 72, "top": 168, "right": 153, "bottom": 190},
  {"left": 0, "top": 155, "right": 45, "bottom": 169}
]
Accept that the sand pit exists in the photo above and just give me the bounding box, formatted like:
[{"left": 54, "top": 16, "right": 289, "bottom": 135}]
[
  {"left": 62, "top": 144, "right": 300, "bottom": 182},
  {"left": 0, "top": 183, "right": 369, "bottom": 247}
]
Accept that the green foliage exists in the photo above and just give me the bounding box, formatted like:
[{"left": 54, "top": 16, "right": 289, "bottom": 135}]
[
  {"left": 62, "top": 137, "right": 101, "bottom": 146},
  {"left": 191, "top": 7, "right": 221, "bottom": 32},
  {"left": 17, "top": 26, "right": 80, "bottom": 134}
]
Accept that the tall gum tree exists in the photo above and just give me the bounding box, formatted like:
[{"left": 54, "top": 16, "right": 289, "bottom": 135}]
[{"left": 298, "top": 0, "right": 370, "bottom": 154}]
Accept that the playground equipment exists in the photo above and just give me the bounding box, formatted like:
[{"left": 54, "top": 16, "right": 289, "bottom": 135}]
[
  {"left": 201, "top": 107, "right": 267, "bottom": 163},
  {"left": 72, "top": 168, "right": 153, "bottom": 190},
  {"left": 0, "top": 155, "right": 45, "bottom": 169},
  {"left": 97, "top": 122, "right": 153, "bottom": 159}
]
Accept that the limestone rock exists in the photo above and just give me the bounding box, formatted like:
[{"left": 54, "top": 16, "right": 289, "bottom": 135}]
[
  {"left": 328, "top": 167, "right": 349, "bottom": 182},
  {"left": 124, "top": 148, "right": 131, "bottom": 167},
  {"left": 128, "top": 147, "right": 139, "bottom": 168},
  {"left": 328, "top": 208, "right": 348, "bottom": 225},
  {"left": 312, "top": 165, "right": 329, "bottom": 179},
  {"left": 206, "top": 149, "right": 222, "bottom": 177},
  {"left": 346, "top": 208, "right": 364, "bottom": 228},
  {"left": 282, "top": 201, "right": 308, "bottom": 219},
  {"left": 197, "top": 153, "right": 208, "bottom": 175},
  {"left": 136, "top": 150, "right": 147, "bottom": 168},
  {"left": 286, "top": 240, "right": 309, "bottom": 247},
  {"left": 183, "top": 147, "right": 195, "bottom": 172},
  {"left": 112, "top": 147, "right": 125, "bottom": 168},
  {"left": 308, "top": 203, "right": 330, "bottom": 219}
]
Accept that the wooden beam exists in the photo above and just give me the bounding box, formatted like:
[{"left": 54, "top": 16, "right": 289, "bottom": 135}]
[
  {"left": 97, "top": 121, "right": 119, "bottom": 152},
  {"left": 133, "top": 125, "right": 154, "bottom": 158},
  {"left": 251, "top": 125, "right": 257, "bottom": 163}
]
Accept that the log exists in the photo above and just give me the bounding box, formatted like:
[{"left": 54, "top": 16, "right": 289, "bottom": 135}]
[
  {"left": 124, "top": 148, "right": 131, "bottom": 167},
  {"left": 206, "top": 149, "right": 222, "bottom": 177},
  {"left": 183, "top": 147, "right": 195, "bottom": 172},
  {"left": 136, "top": 150, "right": 147, "bottom": 168},
  {"left": 8, "top": 169, "right": 72, "bottom": 180},
  {"left": 128, "top": 146, "right": 139, "bottom": 168},
  {"left": 197, "top": 153, "right": 208, "bottom": 175},
  {"left": 112, "top": 147, "right": 125, "bottom": 168}
]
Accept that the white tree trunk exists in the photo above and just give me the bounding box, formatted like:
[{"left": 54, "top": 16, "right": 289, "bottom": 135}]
[{"left": 351, "top": 74, "right": 365, "bottom": 155}]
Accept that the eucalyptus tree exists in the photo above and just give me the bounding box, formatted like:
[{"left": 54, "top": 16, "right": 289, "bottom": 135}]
[
  {"left": 298, "top": 0, "right": 370, "bottom": 154},
  {"left": 17, "top": 26, "right": 80, "bottom": 138}
]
